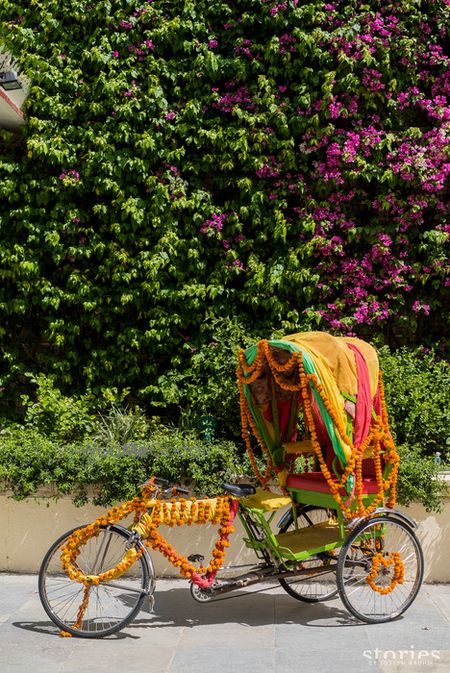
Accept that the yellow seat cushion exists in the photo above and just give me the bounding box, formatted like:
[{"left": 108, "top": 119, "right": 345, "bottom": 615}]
[{"left": 242, "top": 489, "right": 292, "bottom": 511}]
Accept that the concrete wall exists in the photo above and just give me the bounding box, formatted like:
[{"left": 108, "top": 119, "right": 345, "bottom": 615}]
[{"left": 1, "top": 487, "right": 449, "bottom": 581}]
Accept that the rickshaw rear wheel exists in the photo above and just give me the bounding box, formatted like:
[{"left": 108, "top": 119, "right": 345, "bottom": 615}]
[
  {"left": 278, "top": 506, "right": 339, "bottom": 603},
  {"left": 337, "top": 515, "right": 424, "bottom": 623}
]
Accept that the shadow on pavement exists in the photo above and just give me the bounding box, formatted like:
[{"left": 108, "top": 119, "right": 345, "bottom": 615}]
[
  {"left": 13, "top": 584, "right": 393, "bottom": 639},
  {"left": 140, "top": 586, "right": 367, "bottom": 629},
  {"left": 12, "top": 620, "right": 139, "bottom": 640}
]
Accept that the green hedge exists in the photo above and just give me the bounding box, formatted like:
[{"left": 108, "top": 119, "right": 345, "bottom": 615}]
[
  {"left": 0, "top": 424, "right": 445, "bottom": 511},
  {"left": 0, "top": 426, "right": 244, "bottom": 505},
  {"left": 0, "top": 343, "right": 448, "bottom": 511},
  {"left": 379, "top": 346, "right": 450, "bottom": 462}
]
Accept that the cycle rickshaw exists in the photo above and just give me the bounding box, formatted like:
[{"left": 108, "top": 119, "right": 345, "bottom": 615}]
[{"left": 39, "top": 331, "right": 424, "bottom": 638}]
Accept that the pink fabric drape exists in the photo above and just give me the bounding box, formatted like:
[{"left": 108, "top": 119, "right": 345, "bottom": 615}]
[{"left": 346, "top": 342, "right": 373, "bottom": 449}]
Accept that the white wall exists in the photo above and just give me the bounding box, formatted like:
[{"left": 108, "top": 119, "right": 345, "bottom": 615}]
[{"left": 0, "top": 488, "right": 448, "bottom": 581}]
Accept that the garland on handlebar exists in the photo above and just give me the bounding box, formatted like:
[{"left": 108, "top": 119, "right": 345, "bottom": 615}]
[{"left": 58, "top": 480, "right": 238, "bottom": 636}]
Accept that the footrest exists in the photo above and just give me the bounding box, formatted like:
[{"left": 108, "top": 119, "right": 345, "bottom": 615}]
[{"left": 275, "top": 521, "right": 341, "bottom": 558}]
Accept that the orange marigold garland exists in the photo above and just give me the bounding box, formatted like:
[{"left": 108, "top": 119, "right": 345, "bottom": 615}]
[
  {"left": 58, "top": 490, "right": 238, "bottom": 636},
  {"left": 366, "top": 551, "right": 405, "bottom": 595},
  {"left": 139, "top": 497, "right": 238, "bottom": 588},
  {"left": 59, "top": 585, "right": 92, "bottom": 638},
  {"left": 237, "top": 359, "right": 274, "bottom": 488},
  {"left": 299, "top": 358, "right": 399, "bottom": 518}
]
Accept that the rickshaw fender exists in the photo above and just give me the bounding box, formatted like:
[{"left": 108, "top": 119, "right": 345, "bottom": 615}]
[{"left": 345, "top": 508, "right": 418, "bottom": 532}]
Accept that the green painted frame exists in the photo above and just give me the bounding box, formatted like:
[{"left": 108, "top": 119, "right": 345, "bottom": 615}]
[{"left": 238, "top": 499, "right": 343, "bottom": 564}]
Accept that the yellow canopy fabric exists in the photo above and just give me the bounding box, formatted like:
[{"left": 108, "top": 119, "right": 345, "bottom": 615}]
[
  {"left": 280, "top": 332, "right": 379, "bottom": 463},
  {"left": 282, "top": 332, "right": 379, "bottom": 397}
]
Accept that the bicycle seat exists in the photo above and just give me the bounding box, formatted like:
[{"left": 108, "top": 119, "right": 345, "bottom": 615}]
[{"left": 222, "top": 483, "right": 257, "bottom": 497}]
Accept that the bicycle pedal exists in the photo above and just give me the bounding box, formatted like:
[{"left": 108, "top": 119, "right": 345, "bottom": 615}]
[{"left": 188, "top": 554, "right": 205, "bottom": 563}]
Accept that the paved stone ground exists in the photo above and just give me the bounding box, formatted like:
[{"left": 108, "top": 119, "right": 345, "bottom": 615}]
[{"left": 1, "top": 575, "right": 449, "bottom": 673}]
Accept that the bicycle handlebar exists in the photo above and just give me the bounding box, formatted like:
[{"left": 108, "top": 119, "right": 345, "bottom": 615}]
[{"left": 139, "top": 477, "right": 190, "bottom": 498}]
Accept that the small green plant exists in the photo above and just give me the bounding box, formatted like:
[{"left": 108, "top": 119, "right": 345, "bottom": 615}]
[
  {"left": 20, "top": 374, "right": 96, "bottom": 442},
  {"left": 379, "top": 347, "right": 450, "bottom": 463},
  {"left": 91, "top": 404, "right": 154, "bottom": 446}
]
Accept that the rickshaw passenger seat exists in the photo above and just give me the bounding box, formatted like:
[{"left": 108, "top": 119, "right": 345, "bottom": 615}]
[
  {"left": 222, "top": 483, "right": 257, "bottom": 498},
  {"left": 286, "top": 437, "right": 381, "bottom": 495}
]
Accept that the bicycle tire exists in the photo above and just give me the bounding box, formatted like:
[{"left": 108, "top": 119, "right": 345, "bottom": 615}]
[
  {"left": 337, "top": 515, "right": 424, "bottom": 623},
  {"left": 278, "top": 506, "right": 339, "bottom": 603},
  {"left": 39, "top": 524, "right": 152, "bottom": 638}
]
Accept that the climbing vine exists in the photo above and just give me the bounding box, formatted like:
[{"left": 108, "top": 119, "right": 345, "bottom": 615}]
[{"left": 0, "top": 0, "right": 448, "bottom": 416}]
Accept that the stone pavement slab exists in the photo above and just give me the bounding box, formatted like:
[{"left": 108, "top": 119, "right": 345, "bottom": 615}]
[{"left": 0, "top": 575, "right": 449, "bottom": 673}]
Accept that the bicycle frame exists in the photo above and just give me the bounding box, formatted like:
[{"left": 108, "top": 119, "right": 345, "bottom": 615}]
[{"left": 190, "top": 498, "right": 342, "bottom": 599}]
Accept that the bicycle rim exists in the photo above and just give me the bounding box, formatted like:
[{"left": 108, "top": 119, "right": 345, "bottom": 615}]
[
  {"left": 39, "top": 525, "right": 151, "bottom": 637},
  {"left": 278, "top": 506, "right": 339, "bottom": 602},
  {"left": 337, "top": 516, "right": 424, "bottom": 623}
]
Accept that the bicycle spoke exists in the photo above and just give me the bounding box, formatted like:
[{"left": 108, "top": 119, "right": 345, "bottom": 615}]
[
  {"left": 337, "top": 517, "right": 423, "bottom": 623},
  {"left": 39, "top": 526, "right": 150, "bottom": 637}
]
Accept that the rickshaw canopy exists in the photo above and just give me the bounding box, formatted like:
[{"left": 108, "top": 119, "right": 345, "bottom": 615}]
[{"left": 236, "top": 331, "right": 399, "bottom": 518}]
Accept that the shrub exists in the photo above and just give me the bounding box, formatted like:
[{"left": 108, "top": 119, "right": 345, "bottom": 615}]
[
  {"left": 0, "top": 426, "right": 244, "bottom": 506},
  {"left": 0, "top": 429, "right": 87, "bottom": 502},
  {"left": 144, "top": 429, "right": 243, "bottom": 495},
  {"left": 379, "top": 346, "right": 450, "bottom": 463},
  {"left": 395, "top": 444, "right": 447, "bottom": 513},
  {"left": 178, "top": 316, "right": 258, "bottom": 437},
  {"left": 19, "top": 373, "right": 97, "bottom": 442}
]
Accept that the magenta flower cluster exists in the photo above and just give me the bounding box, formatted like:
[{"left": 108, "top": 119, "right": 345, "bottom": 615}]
[
  {"left": 162, "top": 0, "right": 449, "bottom": 333},
  {"left": 200, "top": 214, "right": 245, "bottom": 272},
  {"left": 59, "top": 169, "right": 80, "bottom": 182},
  {"left": 40, "top": 0, "right": 450, "bottom": 338},
  {"left": 212, "top": 84, "right": 256, "bottom": 113},
  {"left": 200, "top": 213, "right": 227, "bottom": 235}
]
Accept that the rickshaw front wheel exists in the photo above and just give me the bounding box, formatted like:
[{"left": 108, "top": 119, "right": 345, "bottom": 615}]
[
  {"left": 39, "top": 524, "right": 153, "bottom": 638},
  {"left": 337, "top": 515, "right": 424, "bottom": 623}
]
